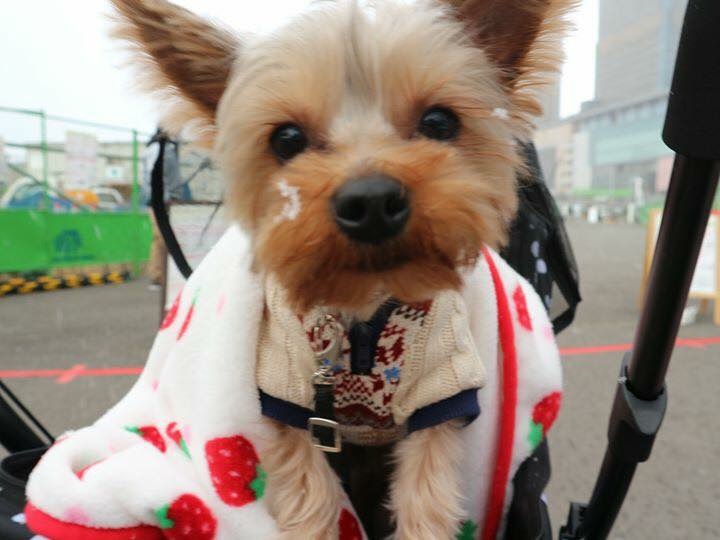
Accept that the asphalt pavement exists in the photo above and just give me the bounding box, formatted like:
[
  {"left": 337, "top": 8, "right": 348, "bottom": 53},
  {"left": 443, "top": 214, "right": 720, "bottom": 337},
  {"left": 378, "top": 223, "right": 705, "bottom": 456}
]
[{"left": 1, "top": 221, "right": 719, "bottom": 539}]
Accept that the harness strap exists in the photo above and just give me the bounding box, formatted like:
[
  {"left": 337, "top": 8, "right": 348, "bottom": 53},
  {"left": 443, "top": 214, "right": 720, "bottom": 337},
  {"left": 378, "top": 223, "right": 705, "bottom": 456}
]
[
  {"left": 150, "top": 134, "right": 193, "bottom": 279},
  {"left": 310, "top": 381, "right": 342, "bottom": 453}
]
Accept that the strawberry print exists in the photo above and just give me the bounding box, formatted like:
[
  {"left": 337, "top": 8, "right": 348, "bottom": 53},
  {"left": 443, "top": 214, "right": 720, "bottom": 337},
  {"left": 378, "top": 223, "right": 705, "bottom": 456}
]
[
  {"left": 178, "top": 289, "right": 200, "bottom": 340},
  {"left": 339, "top": 508, "right": 362, "bottom": 540},
  {"left": 456, "top": 519, "right": 478, "bottom": 540},
  {"left": 533, "top": 392, "right": 562, "bottom": 432},
  {"left": 155, "top": 493, "right": 216, "bottom": 540},
  {"left": 166, "top": 422, "right": 191, "bottom": 458},
  {"left": 161, "top": 292, "right": 182, "bottom": 330},
  {"left": 512, "top": 285, "right": 532, "bottom": 331},
  {"left": 125, "top": 425, "right": 166, "bottom": 453},
  {"left": 528, "top": 392, "right": 562, "bottom": 450},
  {"left": 205, "top": 435, "right": 266, "bottom": 506}
]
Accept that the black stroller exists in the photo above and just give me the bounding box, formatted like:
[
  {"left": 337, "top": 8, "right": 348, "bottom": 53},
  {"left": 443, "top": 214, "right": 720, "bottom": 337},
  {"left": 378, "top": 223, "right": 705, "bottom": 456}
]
[{"left": 1, "top": 0, "right": 718, "bottom": 537}]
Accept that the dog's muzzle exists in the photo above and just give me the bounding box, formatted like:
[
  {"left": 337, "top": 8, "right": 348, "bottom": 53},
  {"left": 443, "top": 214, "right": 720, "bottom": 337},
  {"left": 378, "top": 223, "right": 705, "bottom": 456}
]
[{"left": 332, "top": 174, "right": 410, "bottom": 244}]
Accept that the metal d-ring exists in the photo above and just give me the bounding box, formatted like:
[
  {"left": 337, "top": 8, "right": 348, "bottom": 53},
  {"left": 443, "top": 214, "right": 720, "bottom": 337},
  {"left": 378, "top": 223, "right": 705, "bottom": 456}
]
[
  {"left": 311, "top": 314, "right": 343, "bottom": 384},
  {"left": 311, "top": 314, "right": 343, "bottom": 358}
]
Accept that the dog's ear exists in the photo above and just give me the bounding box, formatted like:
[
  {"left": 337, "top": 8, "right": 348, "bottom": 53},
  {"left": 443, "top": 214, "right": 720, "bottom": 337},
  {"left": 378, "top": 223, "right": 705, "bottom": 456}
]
[
  {"left": 111, "top": 0, "right": 239, "bottom": 146},
  {"left": 445, "top": 0, "right": 575, "bottom": 124}
]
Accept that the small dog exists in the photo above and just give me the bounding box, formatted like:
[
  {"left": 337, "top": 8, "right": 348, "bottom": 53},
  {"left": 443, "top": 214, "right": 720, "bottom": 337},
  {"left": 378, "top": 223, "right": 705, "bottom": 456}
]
[{"left": 111, "top": 0, "right": 573, "bottom": 537}]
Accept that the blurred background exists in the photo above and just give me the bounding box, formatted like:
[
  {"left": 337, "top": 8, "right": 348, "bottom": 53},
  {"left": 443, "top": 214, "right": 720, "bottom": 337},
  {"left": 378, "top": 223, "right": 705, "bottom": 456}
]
[{"left": 1, "top": 1, "right": 718, "bottom": 538}]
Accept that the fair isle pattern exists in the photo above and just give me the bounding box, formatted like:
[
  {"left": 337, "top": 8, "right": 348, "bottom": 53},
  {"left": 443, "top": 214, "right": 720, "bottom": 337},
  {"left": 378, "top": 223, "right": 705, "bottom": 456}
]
[{"left": 307, "top": 302, "right": 432, "bottom": 429}]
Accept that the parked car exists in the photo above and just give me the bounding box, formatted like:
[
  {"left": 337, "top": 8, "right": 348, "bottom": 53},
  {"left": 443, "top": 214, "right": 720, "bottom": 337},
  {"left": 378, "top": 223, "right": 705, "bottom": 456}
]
[
  {"left": 0, "top": 177, "right": 74, "bottom": 211},
  {"left": 91, "top": 187, "right": 128, "bottom": 211}
]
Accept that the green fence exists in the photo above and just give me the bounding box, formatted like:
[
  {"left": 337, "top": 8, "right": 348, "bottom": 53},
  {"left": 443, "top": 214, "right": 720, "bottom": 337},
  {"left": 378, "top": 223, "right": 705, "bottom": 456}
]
[
  {"left": 1, "top": 106, "right": 226, "bottom": 275},
  {"left": 0, "top": 106, "right": 155, "bottom": 275},
  {"left": 0, "top": 209, "right": 152, "bottom": 273},
  {"left": 0, "top": 105, "right": 146, "bottom": 211}
]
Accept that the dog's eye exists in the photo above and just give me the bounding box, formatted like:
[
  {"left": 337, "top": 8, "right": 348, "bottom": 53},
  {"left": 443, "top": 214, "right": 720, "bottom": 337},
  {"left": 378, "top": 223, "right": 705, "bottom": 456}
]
[
  {"left": 269, "top": 124, "right": 308, "bottom": 162},
  {"left": 417, "top": 107, "right": 460, "bottom": 141}
]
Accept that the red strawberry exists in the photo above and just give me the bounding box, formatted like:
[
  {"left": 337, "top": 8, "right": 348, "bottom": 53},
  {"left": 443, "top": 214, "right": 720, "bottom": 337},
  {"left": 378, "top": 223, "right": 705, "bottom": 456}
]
[
  {"left": 532, "top": 392, "right": 562, "bottom": 433},
  {"left": 125, "top": 425, "right": 167, "bottom": 453},
  {"left": 513, "top": 285, "right": 533, "bottom": 331},
  {"left": 166, "top": 422, "right": 191, "bottom": 458},
  {"left": 339, "top": 508, "right": 363, "bottom": 540},
  {"left": 155, "top": 493, "right": 216, "bottom": 540},
  {"left": 161, "top": 293, "right": 182, "bottom": 330},
  {"left": 205, "top": 435, "right": 266, "bottom": 507}
]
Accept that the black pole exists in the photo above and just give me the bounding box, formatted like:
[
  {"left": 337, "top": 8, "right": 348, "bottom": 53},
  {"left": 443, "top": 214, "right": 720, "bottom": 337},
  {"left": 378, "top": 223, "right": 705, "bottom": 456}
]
[
  {"left": 560, "top": 0, "right": 720, "bottom": 537},
  {"left": 581, "top": 453, "right": 637, "bottom": 540},
  {"left": 627, "top": 156, "right": 720, "bottom": 400},
  {"left": 577, "top": 157, "right": 718, "bottom": 539},
  {"left": 0, "top": 381, "right": 52, "bottom": 453}
]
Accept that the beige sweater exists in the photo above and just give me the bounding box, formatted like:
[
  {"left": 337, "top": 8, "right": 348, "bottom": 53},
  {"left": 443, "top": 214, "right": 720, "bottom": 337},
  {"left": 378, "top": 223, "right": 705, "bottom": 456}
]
[{"left": 257, "top": 275, "right": 486, "bottom": 436}]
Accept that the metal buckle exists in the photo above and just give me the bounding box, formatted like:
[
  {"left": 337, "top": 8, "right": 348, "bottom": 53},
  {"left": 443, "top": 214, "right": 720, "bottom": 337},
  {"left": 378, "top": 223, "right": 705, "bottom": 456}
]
[{"left": 308, "top": 417, "right": 342, "bottom": 453}]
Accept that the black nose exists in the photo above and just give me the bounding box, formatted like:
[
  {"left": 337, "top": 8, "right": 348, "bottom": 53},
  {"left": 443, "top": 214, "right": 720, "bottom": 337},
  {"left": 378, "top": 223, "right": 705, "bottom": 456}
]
[{"left": 332, "top": 175, "right": 410, "bottom": 244}]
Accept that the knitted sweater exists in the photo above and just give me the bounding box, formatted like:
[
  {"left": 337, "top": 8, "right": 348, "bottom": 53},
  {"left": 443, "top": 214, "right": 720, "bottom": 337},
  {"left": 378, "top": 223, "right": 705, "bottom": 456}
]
[
  {"left": 257, "top": 275, "right": 486, "bottom": 445},
  {"left": 24, "top": 225, "right": 562, "bottom": 540}
]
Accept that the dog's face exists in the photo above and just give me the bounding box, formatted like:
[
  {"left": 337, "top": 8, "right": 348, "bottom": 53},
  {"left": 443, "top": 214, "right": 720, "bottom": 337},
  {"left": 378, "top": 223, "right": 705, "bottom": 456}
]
[{"left": 113, "top": 0, "right": 573, "bottom": 311}]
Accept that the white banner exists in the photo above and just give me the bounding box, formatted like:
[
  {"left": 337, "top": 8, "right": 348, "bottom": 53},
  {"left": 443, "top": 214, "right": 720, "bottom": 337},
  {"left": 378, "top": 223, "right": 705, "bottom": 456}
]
[
  {"left": 648, "top": 210, "right": 718, "bottom": 296},
  {"left": 65, "top": 131, "right": 99, "bottom": 189},
  {"left": 164, "top": 204, "right": 230, "bottom": 309},
  {"left": 691, "top": 214, "right": 718, "bottom": 296}
]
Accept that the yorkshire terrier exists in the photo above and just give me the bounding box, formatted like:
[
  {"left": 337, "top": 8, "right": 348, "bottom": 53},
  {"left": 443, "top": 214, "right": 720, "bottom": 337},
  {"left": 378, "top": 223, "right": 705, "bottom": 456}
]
[{"left": 111, "top": 0, "right": 573, "bottom": 537}]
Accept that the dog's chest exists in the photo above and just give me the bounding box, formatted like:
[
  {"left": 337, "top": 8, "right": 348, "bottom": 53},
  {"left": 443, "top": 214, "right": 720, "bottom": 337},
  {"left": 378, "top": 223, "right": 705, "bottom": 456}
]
[
  {"left": 256, "top": 276, "right": 485, "bottom": 444},
  {"left": 318, "top": 300, "right": 432, "bottom": 429}
]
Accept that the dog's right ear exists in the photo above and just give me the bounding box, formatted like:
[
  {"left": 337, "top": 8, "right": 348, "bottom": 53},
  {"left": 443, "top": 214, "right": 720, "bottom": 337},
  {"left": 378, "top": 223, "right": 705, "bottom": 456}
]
[
  {"left": 443, "top": 0, "right": 575, "bottom": 131},
  {"left": 111, "top": 0, "right": 239, "bottom": 146}
]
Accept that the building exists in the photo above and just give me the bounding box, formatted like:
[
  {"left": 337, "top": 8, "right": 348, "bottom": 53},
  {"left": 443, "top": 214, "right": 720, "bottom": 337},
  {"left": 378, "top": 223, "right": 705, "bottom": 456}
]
[
  {"left": 537, "top": 75, "right": 562, "bottom": 127},
  {"left": 595, "top": 0, "right": 686, "bottom": 106},
  {"left": 536, "top": 0, "right": 687, "bottom": 196},
  {"left": 535, "top": 122, "right": 576, "bottom": 192},
  {"left": 572, "top": 92, "right": 673, "bottom": 193}
]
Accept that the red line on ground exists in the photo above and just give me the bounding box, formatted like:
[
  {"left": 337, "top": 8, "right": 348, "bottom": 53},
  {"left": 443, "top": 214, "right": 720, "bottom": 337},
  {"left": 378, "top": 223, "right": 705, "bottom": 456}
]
[
  {"left": 0, "top": 366, "right": 142, "bottom": 380},
  {"left": 560, "top": 343, "right": 632, "bottom": 356},
  {"left": 56, "top": 363, "right": 86, "bottom": 384},
  {"left": 0, "top": 369, "right": 67, "bottom": 379},
  {"left": 0, "top": 337, "right": 717, "bottom": 382},
  {"left": 561, "top": 336, "right": 720, "bottom": 357},
  {"left": 81, "top": 366, "right": 144, "bottom": 376}
]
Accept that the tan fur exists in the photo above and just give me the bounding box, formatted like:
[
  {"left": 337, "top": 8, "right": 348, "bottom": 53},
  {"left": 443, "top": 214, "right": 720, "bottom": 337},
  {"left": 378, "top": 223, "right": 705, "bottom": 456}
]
[
  {"left": 110, "top": 0, "right": 239, "bottom": 147},
  {"left": 111, "top": 0, "right": 574, "bottom": 536},
  {"left": 389, "top": 421, "right": 466, "bottom": 539},
  {"left": 262, "top": 420, "right": 343, "bottom": 539},
  {"left": 447, "top": 0, "right": 579, "bottom": 134},
  {"left": 216, "top": 1, "right": 523, "bottom": 310}
]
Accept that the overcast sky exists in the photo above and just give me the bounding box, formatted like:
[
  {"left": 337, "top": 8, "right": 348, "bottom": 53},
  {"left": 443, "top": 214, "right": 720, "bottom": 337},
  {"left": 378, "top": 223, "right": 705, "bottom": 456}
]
[{"left": 0, "top": 0, "right": 598, "bottom": 143}]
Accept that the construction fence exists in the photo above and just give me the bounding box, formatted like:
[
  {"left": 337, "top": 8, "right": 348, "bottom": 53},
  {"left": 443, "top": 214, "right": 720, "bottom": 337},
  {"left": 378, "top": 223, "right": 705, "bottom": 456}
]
[{"left": 0, "top": 106, "right": 222, "bottom": 278}]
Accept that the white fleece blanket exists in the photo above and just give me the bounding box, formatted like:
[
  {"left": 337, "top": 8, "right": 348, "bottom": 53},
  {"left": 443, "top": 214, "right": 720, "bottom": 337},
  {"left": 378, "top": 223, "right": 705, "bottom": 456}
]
[{"left": 25, "top": 225, "right": 562, "bottom": 540}]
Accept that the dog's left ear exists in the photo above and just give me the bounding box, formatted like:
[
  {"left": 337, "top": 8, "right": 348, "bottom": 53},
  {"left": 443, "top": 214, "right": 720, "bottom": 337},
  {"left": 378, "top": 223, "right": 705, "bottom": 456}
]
[
  {"left": 111, "top": 0, "right": 240, "bottom": 146},
  {"left": 445, "top": 0, "right": 575, "bottom": 126}
]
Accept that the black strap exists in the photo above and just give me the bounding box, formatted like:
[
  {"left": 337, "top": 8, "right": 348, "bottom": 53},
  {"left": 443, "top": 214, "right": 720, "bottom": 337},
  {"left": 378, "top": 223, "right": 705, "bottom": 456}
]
[
  {"left": 313, "top": 383, "right": 336, "bottom": 443},
  {"left": 150, "top": 135, "right": 193, "bottom": 279},
  {"left": 312, "top": 381, "right": 345, "bottom": 475},
  {"left": 348, "top": 299, "right": 399, "bottom": 374}
]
